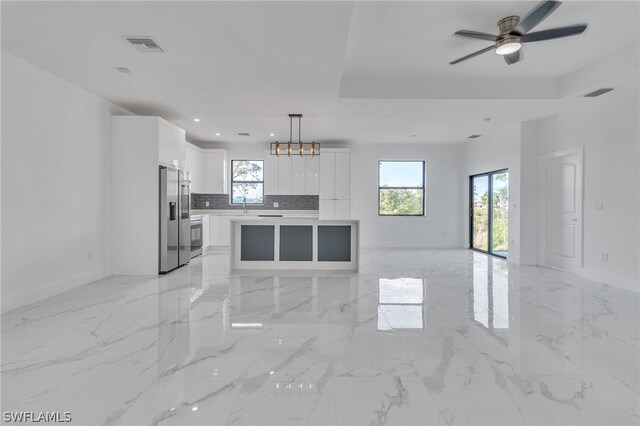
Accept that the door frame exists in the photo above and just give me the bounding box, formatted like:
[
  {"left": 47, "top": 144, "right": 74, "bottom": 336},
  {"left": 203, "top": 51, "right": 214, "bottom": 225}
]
[
  {"left": 469, "top": 169, "right": 509, "bottom": 259},
  {"left": 538, "top": 146, "right": 584, "bottom": 272}
]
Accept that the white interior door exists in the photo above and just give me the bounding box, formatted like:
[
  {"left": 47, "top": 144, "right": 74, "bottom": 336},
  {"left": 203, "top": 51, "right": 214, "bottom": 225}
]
[{"left": 544, "top": 150, "right": 583, "bottom": 272}]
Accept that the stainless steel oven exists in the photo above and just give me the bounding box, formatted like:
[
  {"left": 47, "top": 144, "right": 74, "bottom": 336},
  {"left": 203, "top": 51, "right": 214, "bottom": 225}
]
[{"left": 190, "top": 216, "right": 203, "bottom": 258}]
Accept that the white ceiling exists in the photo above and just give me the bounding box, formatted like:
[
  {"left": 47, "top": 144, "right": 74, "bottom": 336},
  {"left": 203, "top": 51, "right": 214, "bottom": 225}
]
[{"left": 2, "top": 1, "right": 639, "bottom": 145}]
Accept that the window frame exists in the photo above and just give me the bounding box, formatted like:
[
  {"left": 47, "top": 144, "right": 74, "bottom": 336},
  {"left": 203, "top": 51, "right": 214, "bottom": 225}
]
[
  {"left": 377, "top": 160, "right": 426, "bottom": 217},
  {"left": 230, "top": 159, "right": 265, "bottom": 205},
  {"left": 468, "top": 168, "right": 508, "bottom": 259}
]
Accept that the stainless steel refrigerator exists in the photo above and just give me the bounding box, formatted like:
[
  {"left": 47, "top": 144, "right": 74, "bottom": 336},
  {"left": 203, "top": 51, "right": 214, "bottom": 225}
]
[{"left": 159, "top": 166, "right": 191, "bottom": 274}]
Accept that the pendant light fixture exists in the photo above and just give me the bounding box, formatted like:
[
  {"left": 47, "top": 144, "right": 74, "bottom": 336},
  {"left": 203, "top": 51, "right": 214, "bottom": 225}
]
[{"left": 271, "top": 114, "right": 319, "bottom": 156}]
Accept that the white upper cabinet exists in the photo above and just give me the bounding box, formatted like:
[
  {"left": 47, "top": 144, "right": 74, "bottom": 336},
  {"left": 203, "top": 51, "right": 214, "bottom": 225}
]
[
  {"left": 334, "top": 152, "right": 351, "bottom": 200},
  {"left": 204, "top": 150, "right": 228, "bottom": 194},
  {"left": 319, "top": 152, "right": 336, "bottom": 200},
  {"left": 305, "top": 156, "right": 320, "bottom": 195},
  {"left": 158, "top": 119, "right": 186, "bottom": 169},
  {"left": 264, "top": 151, "right": 278, "bottom": 195},
  {"left": 291, "top": 156, "right": 306, "bottom": 195},
  {"left": 319, "top": 149, "right": 351, "bottom": 219},
  {"left": 262, "top": 151, "right": 320, "bottom": 196},
  {"left": 184, "top": 143, "right": 205, "bottom": 193},
  {"left": 278, "top": 155, "right": 292, "bottom": 195}
]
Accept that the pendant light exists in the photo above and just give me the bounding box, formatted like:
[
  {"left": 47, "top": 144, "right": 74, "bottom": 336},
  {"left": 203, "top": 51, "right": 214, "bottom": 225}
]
[{"left": 270, "top": 114, "right": 320, "bottom": 156}]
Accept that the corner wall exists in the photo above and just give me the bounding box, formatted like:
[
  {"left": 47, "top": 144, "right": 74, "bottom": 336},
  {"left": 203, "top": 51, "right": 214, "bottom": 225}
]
[
  {"left": 1, "top": 52, "right": 130, "bottom": 312},
  {"left": 537, "top": 86, "right": 640, "bottom": 290}
]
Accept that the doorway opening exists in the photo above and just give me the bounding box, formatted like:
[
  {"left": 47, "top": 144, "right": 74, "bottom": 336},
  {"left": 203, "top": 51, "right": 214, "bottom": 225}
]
[{"left": 469, "top": 170, "right": 509, "bottom": 258}]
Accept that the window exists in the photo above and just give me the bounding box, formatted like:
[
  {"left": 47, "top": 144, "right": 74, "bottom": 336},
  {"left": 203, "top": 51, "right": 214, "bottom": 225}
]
[
  {"left": 231, "top": 160, "right": 264, "bottom": 204},
  {"left": 378, "top": 161, "right": 425, "bottom": 216},
  {"left": 469, "top": 169, "right": 508, "bottom": 258}
]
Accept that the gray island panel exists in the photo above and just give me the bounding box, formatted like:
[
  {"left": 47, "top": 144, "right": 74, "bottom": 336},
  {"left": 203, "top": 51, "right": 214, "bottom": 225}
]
[
  {"left": 241, "top": 225, "right": 275, "bottom": 261},
  {"left": 280, "top": 226, "right": 313, "bottom": 261},
  {"left": 318, "top": 225, "right": 351, "bottom": 262}
]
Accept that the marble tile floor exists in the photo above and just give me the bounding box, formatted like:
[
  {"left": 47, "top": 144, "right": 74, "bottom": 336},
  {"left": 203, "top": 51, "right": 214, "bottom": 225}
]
[{"left": 1, "top": 249, "right": 639, "bottom": 425}]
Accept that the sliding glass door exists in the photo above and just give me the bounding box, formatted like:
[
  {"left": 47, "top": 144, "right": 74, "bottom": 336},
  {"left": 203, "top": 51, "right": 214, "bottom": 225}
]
[{"left": 470, "top": 170, "right": 509, "bottom": 258}]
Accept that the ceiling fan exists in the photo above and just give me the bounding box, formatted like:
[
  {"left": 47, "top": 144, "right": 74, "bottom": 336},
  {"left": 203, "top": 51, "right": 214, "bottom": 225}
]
[{"left": 449, "top": 0, "right": 587, "bottom": 65}]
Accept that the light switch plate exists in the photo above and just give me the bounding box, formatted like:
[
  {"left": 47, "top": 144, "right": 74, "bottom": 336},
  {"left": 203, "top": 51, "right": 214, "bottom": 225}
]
[
  {"left": 206, "top": 201, "right": 210, "bottom": 207},
  {"left": 595, "top": 202, "right": 603, "bottom": 210}
]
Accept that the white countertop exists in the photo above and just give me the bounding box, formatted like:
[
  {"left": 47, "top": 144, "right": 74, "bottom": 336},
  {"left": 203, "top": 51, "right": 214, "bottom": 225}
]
[
  {"left": 229, "top": 217, "right": 359, "bottom": 224},
  {"left": 191, "top": 209, "right": 318, "bottom": 218}
]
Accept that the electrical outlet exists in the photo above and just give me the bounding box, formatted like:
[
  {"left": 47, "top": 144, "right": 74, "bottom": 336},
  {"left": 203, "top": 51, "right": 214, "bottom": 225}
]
[
  {"left": 205, "top": 201, "right": 210, "bottom": 207},
  {"left": 273, "top": 202, "right": 279, "bottom": 208},
  {"left": 602, "top": 253, "right": 609, "bottom": 261},
  {"left": 595, "top": 202, "right": 603, "bottom": 210}
]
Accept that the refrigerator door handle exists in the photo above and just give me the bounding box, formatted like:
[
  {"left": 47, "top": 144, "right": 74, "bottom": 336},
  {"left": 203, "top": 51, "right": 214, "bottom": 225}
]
[{"left": 169, "top": 202, "right": 177, "bottom": 221}]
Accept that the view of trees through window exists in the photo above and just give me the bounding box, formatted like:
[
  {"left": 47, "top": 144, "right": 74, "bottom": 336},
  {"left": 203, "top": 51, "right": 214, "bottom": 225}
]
[
  {"left": 378, "top": 161, "right": 425, "bottom": 216},
  {"left": 471, "top": 170, "right": 508, "bottom": 257},
  {"left": 231, "top": 160, "right": 264, "bottom": 204}
]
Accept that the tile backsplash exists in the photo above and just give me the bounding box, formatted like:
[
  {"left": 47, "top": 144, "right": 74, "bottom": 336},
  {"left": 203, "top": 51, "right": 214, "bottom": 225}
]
[{"left": 192, "top": 194, "right": 319, "bottom": 210}]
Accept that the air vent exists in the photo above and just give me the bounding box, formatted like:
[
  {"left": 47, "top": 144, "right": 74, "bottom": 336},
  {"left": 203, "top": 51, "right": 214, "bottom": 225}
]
[
  {"left": 124, "top": 37, "right": 164, "bottom": 53},
  {"left": 583, "top": 88, "right": 613, "bottom": 98},
  {"left": 237, "top": 132, "right": 251, "bottom": 136},
  {"left": 468, "top": 134, "right": 481, "bottom": 139}
]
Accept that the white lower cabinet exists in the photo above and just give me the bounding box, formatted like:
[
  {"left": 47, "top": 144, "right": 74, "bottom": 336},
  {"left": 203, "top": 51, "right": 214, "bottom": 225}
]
[
  {"left": 319, "top": 200, "right": 335, "bottom": 219},
  {"left": 334, "top": 199, "right": 350, "bottom": 219},
  {"left": 319, "top": 199, "right": 350, "bottom": 219},
  {"left": 201, "top": 215, "right": 210, "bottom": 249},
  {"left": 208, "top": 215, "right": 231, "bottom": 246}
]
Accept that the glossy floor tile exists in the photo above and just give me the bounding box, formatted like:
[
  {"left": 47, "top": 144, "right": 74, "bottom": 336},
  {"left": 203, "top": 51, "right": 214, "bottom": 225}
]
[{"left": 2, "top": 249, "right": 639, "bottom": 425}]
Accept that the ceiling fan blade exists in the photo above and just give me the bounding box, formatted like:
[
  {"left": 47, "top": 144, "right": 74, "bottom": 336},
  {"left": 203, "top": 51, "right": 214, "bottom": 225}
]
[
  {"left": 504, "top": 50, "right": 522, "bottom": 65},
  {"left": 512, "top": 0, "right": 561, "bottom": 35},
  {"left": 522, "top": 24, "right": 587, "bottom": 42},
  {"left": 449, "top": 45, "right": 495, "bottom": 65},
  {"left": 454, "top": 30, "right": 498, "bottom": 41}
]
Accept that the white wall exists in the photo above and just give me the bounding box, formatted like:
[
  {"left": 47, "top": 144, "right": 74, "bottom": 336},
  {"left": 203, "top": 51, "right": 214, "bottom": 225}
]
[
  {"left": 1, "top": 52, "right": 130, "bottom": 312},
  {"left": 350, "top": 143, "right": 465, "bottom": 248},
  {"left": 463, "top": 123, "right": 522, "bottom": 263},
  {"left": 537, "top": 87, "right": 640, "bottom": 290}
]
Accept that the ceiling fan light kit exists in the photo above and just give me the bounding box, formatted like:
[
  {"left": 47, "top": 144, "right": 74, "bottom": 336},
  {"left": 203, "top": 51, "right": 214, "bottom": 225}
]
[
  {"left": 449, "top": 0, "right": 587, "bottom": 65},
  {"left": 495, "top": 36, "right": 522, "bottom": 55}
]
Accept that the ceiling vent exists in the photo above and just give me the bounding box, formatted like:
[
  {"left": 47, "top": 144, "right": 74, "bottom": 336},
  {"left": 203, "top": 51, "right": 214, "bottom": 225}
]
[
  {"left": 237, "top": 132, "right": 251, "bottom": 136},
  {"left": 583, "top": 88, "right": 613, "bottom": 98},
  {"left": 468, "top": 134, "right": 482, "bottom": 139},
  {"left": 124, "top": 37, "right": 164, "bottom": 53}
]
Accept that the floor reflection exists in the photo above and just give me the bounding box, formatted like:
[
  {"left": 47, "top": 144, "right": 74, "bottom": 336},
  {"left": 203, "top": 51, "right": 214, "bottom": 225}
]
[
  {"left": 473, "top": 252, "right": 509, "bottom": 329},
  {"left": 378, "top": 278, "right": 425, "bottom": 330}
]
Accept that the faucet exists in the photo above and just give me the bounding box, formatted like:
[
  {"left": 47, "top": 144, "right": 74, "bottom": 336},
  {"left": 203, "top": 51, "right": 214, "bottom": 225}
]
[{"left": 243, "top": 197, "right": 248, "bottom": 214}]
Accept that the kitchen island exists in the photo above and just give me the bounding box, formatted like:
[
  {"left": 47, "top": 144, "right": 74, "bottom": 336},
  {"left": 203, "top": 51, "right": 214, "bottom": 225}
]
[{"left": 229, "top": 217, "right": 359, "bottom": 271}]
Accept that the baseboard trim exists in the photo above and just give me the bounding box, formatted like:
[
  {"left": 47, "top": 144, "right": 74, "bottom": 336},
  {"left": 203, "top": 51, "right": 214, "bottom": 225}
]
[
  {"left": 578, "top": 268, "right": 639, "bottom": 293},
  {"left": 1, "top": 267, "right": 112, "bottom": 314}
]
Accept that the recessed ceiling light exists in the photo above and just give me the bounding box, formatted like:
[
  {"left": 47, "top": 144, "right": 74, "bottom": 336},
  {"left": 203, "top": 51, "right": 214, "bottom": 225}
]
[
  {"left": 215, "top": 132, "right": 221, "bottom": 136},
  {"left": 468, "top": 134, "right": 482, "bottom": 139},
  {"left": 410, "top": 134, "right": 417, "bottom": 138},
  {"left": 484, "top": 118, "right": 491, "bottom": 122},
  {"left": 193, "top": 118, "right": 200, "bottom": 122},
  {"left": 116, "top": 67, "right": 131, "bottom": 74},
  {"left": 269, "top": 133, "right": 275, "bottom": 137}
]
